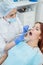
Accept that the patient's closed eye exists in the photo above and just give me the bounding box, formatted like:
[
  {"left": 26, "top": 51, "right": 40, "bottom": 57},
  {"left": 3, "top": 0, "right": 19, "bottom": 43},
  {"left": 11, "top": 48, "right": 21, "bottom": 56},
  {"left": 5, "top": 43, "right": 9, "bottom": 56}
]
[{"left": 36, "top": 28, "right": 39, "bottom": 31}]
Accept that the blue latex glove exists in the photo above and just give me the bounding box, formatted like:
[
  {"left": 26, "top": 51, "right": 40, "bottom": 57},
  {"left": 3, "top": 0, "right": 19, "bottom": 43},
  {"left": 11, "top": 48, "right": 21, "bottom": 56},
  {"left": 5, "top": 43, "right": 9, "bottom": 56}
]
[
  {"left": 14, "top": 34, "right": 24, "bottom": 45},
  {"left": 23, "top": 25, "right": 29, "bottom": 34},
  {"left": 14, "top": 25, "right": 29, "bottom": 45}
]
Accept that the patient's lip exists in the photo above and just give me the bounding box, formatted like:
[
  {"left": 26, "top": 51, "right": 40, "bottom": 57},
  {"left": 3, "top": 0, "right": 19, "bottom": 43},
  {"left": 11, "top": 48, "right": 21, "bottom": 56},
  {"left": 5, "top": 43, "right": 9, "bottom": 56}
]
[{"left": 29, "top": 31, "right": 32, "bottom": 35}]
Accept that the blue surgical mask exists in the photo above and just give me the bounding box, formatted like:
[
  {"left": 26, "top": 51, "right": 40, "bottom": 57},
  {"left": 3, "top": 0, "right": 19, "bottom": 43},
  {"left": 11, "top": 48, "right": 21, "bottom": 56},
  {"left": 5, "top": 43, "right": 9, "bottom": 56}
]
[{"left": 7, "top": 18, "right": 16, "bottom": 23}]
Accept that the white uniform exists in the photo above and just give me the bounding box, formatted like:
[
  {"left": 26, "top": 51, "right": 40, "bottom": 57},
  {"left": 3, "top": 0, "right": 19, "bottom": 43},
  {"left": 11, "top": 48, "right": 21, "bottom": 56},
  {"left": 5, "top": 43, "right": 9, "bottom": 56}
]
[
  {"left": 0, "top": 0, "right": 23, "bottom": 43},
  {"left": 0, "top": 35, "right": 6, "bottom": 58},
  {"left": 0, "top": 17, "right": 23, "bottom": 58},
  {"left": 0, "top": 17, "right": 23, "bottom": 43}
]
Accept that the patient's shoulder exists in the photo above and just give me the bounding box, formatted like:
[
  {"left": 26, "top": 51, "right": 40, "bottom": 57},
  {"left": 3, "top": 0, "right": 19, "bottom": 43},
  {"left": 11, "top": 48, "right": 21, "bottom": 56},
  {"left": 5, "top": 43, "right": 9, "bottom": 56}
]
[{"left": 38, "top": 48, "right": 43, "bottom": 56}]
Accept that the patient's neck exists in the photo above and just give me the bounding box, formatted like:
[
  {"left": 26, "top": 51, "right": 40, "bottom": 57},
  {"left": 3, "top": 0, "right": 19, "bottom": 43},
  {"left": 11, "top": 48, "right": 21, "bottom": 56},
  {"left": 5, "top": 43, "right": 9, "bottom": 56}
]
[{"left": 27, "top": 40, "right": 38, "bottom": 48}]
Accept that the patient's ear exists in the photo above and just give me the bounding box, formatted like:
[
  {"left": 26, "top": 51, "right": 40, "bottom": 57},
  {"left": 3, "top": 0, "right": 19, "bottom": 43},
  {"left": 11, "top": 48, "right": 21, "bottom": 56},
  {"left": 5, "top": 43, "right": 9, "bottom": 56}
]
[
  {"left": 39, "top": 35, "right": 41, "bottom": 40},
  {"left": 39, "top": 37, "right": 41, "bottom": 40}
]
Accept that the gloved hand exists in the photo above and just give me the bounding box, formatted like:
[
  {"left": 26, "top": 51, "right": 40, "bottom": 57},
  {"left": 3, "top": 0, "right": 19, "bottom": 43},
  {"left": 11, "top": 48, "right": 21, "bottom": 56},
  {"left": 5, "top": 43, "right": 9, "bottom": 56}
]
[
  {"left": 23, "top": 25, "right": 29, "bottom": 34},
  {"left": 14, "top": 25, "right": 29, "bottom": 45},
  {"left": 14, "top": 34, "right": 24, "bottom": 45}
]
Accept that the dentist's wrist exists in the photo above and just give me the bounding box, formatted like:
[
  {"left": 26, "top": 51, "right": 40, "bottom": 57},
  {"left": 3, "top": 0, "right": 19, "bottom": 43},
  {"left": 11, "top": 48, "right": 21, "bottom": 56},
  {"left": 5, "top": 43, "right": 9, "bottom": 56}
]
[{"left": 14, "top": 34, "right": 24, "bottom": 45}]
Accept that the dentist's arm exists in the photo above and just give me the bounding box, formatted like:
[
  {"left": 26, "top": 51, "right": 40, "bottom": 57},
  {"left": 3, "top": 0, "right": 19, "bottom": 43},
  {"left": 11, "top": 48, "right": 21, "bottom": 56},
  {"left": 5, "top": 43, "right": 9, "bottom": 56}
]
[
  {"left": 0, "top": 36, "right": 8, "bottom": 64},
  {"left": 4, "top": 25, "right": 29, "bottom": 51},
  {"left": 4, "top": 33, "right": 24, "bottom": 51},
  {"left": 4, "top": 41, "right": 15, "bottom": 51},
  {"left": 0, "top": 52, "right": 8, "bottom": 65}
]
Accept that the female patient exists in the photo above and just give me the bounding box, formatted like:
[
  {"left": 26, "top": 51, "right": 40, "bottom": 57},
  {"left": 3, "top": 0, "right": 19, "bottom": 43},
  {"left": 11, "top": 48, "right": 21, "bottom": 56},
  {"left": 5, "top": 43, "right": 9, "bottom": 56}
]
[{"left": 2, "top": 22, "right": 43, "bottom": 65}]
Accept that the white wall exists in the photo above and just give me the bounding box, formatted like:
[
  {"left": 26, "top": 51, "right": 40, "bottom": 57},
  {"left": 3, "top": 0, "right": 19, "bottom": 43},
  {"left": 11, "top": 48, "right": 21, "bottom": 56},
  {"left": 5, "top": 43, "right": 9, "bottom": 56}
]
[{"left": 36, "top": 0, "right": 43, "bottom": 22}]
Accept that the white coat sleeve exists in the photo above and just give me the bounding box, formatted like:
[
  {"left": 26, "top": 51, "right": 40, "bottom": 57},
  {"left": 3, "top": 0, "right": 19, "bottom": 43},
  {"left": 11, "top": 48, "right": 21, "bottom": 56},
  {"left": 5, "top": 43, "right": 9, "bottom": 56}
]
[{"left": 0, "top": 36, "right": 6, "bottom": 54}]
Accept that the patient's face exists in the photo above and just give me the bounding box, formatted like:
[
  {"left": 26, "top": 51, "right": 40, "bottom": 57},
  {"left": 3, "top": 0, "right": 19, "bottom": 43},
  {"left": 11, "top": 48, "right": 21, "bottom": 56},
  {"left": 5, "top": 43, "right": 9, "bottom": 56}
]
[
  {"left": 26, "top": 23, "right": 41, "bottom": 41},
  {"left": 5, "top": 8, "right": 17, "bottom": 18}
]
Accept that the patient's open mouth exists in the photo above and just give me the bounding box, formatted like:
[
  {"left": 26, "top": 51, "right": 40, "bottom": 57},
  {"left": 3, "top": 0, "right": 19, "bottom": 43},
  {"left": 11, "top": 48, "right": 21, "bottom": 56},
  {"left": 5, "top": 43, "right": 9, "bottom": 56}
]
[{"left": 29, "top": 32, "right": 32, "bottom": 35}]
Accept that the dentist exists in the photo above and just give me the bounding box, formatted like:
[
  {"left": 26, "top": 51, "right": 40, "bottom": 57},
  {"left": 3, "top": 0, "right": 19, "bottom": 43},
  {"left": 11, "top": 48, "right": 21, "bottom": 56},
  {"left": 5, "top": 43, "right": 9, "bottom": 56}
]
[
  {"left": 0, "top": 1, "right": 23, "bottom": 43},
  {"left": 0, "top": 0, "right": 29, "bottom": 64}
]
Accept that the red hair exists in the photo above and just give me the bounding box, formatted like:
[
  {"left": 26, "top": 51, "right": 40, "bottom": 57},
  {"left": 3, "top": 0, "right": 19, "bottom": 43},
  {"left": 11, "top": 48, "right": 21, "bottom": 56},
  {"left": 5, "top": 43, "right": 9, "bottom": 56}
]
[{"left": 35, "top": 22, "right": 43, "bottom": 53}]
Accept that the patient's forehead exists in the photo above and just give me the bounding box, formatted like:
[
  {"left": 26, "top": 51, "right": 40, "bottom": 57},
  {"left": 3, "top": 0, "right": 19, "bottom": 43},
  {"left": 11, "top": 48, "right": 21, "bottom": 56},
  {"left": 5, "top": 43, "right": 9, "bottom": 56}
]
[{"left": 34, "top": 23, "right": 41, "bottom": 29}]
